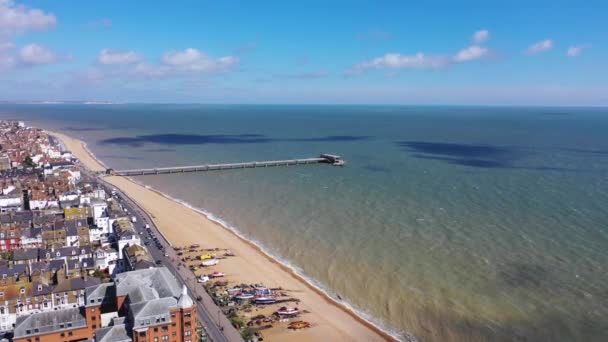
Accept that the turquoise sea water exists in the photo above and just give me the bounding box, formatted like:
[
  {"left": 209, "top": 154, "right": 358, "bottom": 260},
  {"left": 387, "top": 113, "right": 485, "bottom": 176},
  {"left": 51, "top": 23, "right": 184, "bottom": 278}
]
[{"left": 1, "top": 104, "right": 607, "bottom": 341}]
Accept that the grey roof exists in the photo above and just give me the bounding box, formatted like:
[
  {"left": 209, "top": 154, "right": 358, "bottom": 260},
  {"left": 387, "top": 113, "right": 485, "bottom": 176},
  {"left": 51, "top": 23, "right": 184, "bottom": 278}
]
[
  {"left": 41, "top": 246, "right": 92, "bottom": 259},
  {"left": 85, "top": 282, "right": 115, "bottom": 307},
  {"left": 65, "top": 219, "right": 88, "bottom": 233},
  {"left": 112, "top": 268, "right": 187, "bottom": 329},
  {"left": 14, "top": 307, "right": 87, "bottom": 338},
  {"left": 1, "top": 211, "right": 33, "bottom": 224},
  {"left": 53, "top": 219, "right": 66, "bottom": 230},
  {"left": 67, "top": 257, "right": 95, "bottom": 270},
  {"left": 53, "top": 276, "right": 101, "bottom": 293},
  {"left": 129, "top": 297, "right": 176, "bottom": 329},
  {"left": 0, "top": 264, "right": 27, "bottom": 277},
  {"left": 177, "top": 285, "right": 194, "bottom": 309},
  {"left": 32, "top": 281, "right": 53, "bottom": 296},
  {"left": 95, "top": 323, "right": 132, "bottom": 342},
  {"left": 114, "top": 267, "right": 181, "bottom": 301},
  {"left": 11, "top": 248, "right": 39, "bottom": 261},
  {"left": 30, "top": 259, "right": 65, "bottom": 273}
]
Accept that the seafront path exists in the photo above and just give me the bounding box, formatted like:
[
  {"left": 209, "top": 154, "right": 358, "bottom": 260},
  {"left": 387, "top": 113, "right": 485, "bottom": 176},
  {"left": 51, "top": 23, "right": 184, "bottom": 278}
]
[{"left": 82, "top": 169, "right": 243, "bottom": 342}]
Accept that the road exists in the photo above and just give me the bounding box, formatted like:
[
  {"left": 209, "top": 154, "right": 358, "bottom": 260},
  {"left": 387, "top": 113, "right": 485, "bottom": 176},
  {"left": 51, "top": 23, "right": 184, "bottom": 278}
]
[{"left": 83, "top": 171, "right": 243, "bottom": 342}]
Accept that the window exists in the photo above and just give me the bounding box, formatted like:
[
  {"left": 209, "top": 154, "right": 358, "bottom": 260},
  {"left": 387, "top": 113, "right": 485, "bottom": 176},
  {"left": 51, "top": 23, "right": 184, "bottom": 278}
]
[
  {"left": 185, "top": 331, "right": 191, "bottom": 336},
  {"left": 154, "top": 338, "right": 158, "bottom": 342},
  {"left": 162, "top": 336, "right": 169, "bottom": 341},
  {"left": 60, "top": 333, "right": 65, "bottom": 337},
  {"left": 92, "top": 324, "right": 96, "bottom": 329},
  {"left": 184, "top": 313, "right": 191, "bottom": 318},
  {"left": 68, "top": 332, "right": 72, "bottom": 336},
  {"left": 92, "top": 316, "right": 96, "bottom": 321},
  {"left": 71, "top": 250, "right": 76, "bottom": 255},
  {"left": 154, "top": 327, "right": 158, "bottom": 332},
  {"left": 172, "top": 332, "right": 176, "bottom": 336}
]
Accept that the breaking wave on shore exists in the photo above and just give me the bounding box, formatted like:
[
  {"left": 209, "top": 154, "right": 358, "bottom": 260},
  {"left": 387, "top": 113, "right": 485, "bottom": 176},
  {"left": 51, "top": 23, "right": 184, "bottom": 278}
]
[{"left": 128, "top": 177, "right": 409, "bottom": 341}]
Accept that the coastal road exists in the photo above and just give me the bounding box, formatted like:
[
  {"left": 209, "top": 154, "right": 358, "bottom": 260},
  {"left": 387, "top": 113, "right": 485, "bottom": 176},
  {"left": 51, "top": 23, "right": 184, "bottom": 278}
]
[{"left": 82, "top": 171, "right": 243, "bottom": 342}]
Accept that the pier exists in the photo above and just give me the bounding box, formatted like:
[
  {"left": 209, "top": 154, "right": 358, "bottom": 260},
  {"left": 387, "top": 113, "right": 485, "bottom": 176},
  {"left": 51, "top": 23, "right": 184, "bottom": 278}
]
[{"left": 106, "top": 154, "right": 344, "bottom": 176}]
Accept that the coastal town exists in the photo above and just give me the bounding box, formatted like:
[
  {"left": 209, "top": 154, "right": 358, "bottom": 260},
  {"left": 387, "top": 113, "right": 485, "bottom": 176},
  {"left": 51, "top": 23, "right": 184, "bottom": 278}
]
[{"left": 0, "top": 120, "right": 385, "bottom": 342}]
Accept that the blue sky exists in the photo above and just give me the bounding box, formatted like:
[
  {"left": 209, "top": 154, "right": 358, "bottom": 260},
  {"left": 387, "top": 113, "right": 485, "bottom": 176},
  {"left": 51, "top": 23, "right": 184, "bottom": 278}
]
[{"left": 0, "top": 0, "right": 606, "bottom": 105}]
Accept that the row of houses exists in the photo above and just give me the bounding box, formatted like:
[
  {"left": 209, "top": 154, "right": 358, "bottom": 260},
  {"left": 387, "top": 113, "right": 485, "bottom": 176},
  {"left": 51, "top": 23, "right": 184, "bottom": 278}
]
[{"left": 0, "top": 121, "right": 169, "bottom": 340}]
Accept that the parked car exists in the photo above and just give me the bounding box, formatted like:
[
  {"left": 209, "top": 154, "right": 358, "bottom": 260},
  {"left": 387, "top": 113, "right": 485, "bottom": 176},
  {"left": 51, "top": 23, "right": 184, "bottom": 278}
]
[{"left": 155, "top": 260, "right": 162, "bottom": 265}]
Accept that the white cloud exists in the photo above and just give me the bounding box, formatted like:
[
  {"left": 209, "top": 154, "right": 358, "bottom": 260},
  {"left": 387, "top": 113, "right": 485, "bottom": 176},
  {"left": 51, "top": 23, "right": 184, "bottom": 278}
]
[
  {"left": 453, "top": 45, "right": 488, "bottom": 63},
  {"left": 161, "top": 48, "right": 238, "bottom": 73},
  {"left": 566, "top": 44, "right": 591, "bottom": 57},
  {"left": 0, "top": 0, "right": 56, "bottom": 37},
  {"left": 91, "top": 48, "right": 239, "bottom": 80},
  {"left": 351, "top": 52, "right": 449, "bottom": 74},
  {"left": 18, "top": 43, "right": 55, "bottom": 65},
  {"left": 98, "top": 48, "right": 143, "bottom": 65},
  {"left": 0, "top": 2, "right": 60, "bottom": 70},
  {"left": 525, "top": 39, "right": 553, "bottom": 55},
  {"left": 472, "top": 30, "right": 489, "bottom": 44}
]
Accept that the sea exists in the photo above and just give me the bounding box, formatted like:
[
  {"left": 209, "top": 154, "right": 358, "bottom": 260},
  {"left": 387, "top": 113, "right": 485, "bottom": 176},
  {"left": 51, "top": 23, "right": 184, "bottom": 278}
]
[{"left": 1, "top": 104, "right": 607, "bottom": 342}]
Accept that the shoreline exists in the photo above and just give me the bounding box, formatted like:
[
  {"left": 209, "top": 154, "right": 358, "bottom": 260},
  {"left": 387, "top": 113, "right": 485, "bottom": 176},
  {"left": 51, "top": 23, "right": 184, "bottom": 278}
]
[{"left": 48, "top": 130, "right": 401, "bottom": 341}]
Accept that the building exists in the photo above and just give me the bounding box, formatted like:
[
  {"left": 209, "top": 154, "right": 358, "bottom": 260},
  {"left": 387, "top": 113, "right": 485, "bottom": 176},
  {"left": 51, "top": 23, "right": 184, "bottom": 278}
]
[
  {"left": 104, "top": 267, "right": 197, "bottom": 342},
  {"left": 113, "top": 218, "right": 141, "bottom": 261},
  {"left": 123, "top": 244, "right": 155, "bottom": 272},
  {"left": 13, "top": 267, "right": 197, "bottom": 342},
  {"left": 13, "top": 307, "right": 94, "bottom": 342}
]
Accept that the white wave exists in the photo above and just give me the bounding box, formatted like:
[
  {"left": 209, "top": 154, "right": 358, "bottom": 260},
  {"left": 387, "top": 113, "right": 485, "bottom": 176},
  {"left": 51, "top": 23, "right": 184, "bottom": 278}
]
[{"left": 125, "top": 176, "right": 408, "bottom": 341}]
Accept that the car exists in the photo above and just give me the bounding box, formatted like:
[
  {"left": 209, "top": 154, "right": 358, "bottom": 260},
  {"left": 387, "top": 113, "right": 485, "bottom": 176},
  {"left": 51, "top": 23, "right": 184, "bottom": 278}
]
[
  {"left": 196, "top": 296, "right": 202, "bottom": 302},
  {"left": 155, "top": 260, "right": 162, "bottom": 265},
  {"left": 164, "top": 253, "right": 169, "bottom": 257},
  {"left": 144, "top": 241, "right": 149, "bottom": 246}
]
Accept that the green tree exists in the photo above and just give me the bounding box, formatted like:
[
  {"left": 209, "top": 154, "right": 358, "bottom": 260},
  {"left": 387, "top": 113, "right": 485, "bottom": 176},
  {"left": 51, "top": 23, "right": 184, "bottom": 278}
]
[
  {"left": 23, "top": 156, "right": 36, "bottom": 168},
  {"left": 0, "top": 251, "right": 11, "bottom": 260}
]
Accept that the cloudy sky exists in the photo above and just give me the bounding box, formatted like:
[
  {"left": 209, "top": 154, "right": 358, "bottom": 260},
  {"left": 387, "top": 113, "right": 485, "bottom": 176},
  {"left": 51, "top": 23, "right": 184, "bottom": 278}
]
[{"left": 0, "top": 0, "right": 606, "bottom": 105}]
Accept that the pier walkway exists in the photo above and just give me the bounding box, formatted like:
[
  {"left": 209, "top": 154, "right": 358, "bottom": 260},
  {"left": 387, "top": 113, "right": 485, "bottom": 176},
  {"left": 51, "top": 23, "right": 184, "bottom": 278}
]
[{"left": 106, "top": 154, "right": 344, "bottom": 176}]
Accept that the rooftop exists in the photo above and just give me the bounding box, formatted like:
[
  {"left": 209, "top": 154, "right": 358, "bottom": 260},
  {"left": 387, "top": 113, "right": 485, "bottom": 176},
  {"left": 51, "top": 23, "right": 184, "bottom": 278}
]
[{"left": 14, "top": 307, "right": 87, "bottom": 338}]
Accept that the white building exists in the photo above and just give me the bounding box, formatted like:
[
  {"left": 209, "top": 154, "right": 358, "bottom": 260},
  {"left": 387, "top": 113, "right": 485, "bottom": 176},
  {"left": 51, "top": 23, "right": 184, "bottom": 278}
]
[{"left": 94, "top": 246, "right": 119, "bottom": 274}]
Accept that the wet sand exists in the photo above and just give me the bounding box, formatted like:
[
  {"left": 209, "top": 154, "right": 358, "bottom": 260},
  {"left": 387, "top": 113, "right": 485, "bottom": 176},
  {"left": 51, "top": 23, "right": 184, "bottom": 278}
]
[{"left": 50, "top": 131, "right": 394, "bottom": 341}]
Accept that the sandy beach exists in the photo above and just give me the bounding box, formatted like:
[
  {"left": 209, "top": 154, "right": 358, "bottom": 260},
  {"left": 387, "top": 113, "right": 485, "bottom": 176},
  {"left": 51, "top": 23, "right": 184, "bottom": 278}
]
[{"left": 50, "top": 131, "right": 393, "bottom": 341}]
